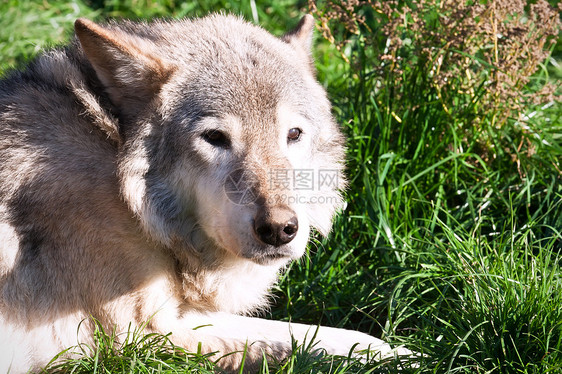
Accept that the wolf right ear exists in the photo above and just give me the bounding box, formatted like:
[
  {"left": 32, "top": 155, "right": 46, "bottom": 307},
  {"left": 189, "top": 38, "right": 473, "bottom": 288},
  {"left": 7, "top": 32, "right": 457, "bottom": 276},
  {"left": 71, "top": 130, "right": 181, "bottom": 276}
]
[
  {"left": 74, "top": 19, "right": 175, "bottom": 121},
  {"left": 282, "top": 14, "right": 315, "bottom": 51},
  {"left": 282, "top": 15, "right": 316, "bottom": 73}
]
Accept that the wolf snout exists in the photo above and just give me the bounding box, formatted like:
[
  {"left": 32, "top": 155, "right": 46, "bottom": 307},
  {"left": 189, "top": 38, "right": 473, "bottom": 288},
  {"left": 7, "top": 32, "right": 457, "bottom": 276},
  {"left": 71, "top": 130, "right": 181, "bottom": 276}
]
[{"left": 253, "top": 207, "right": 298, "bottom": 247}]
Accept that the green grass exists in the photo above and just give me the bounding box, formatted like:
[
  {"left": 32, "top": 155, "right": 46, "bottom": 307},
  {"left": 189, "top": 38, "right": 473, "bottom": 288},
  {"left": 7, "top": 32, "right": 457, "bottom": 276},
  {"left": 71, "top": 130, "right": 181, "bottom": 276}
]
[
  {"left": 44, "top": 321, "right": 219, "bottom": 373},
  {"left": 0, "top": 0, "right": 98, "bottom": 72},
  {"left": 2, "top": 0, "right": 561, "bottom": 373}
]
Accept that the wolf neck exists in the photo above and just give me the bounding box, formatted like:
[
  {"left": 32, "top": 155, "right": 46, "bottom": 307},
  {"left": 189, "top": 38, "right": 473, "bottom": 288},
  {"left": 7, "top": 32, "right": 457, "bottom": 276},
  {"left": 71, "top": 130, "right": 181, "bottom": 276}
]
[{"left": 168, "top": 237, "right": 286, "bottom": 314}]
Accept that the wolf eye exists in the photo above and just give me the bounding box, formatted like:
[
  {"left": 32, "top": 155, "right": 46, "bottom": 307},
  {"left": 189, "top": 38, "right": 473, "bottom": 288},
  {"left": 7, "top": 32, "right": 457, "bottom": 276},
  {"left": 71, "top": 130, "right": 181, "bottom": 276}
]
[
  {"left": 287, "top": 128, "right": 302, "bottom": 142},
  {"left": 202, "top": 129, "right": 230, "bottom": 148}
]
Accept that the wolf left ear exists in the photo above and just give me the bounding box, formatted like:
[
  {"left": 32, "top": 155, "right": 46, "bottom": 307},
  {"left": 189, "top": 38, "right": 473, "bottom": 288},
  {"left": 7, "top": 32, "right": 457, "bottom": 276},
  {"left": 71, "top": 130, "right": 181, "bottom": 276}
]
[
  {"left": 74, "top": 18, "right": 175, "bottom": 121},
  {"left": 282, "top": 15, "right": 316, "bottom": 72}
]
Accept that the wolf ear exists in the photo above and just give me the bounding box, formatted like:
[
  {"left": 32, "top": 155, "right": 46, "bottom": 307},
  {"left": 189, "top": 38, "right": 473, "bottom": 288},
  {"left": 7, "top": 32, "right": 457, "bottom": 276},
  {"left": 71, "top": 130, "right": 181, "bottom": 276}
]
[
  {"left": 282, "top": 15, "right": 316, "bottom": 72},
  {"left": 74, "top": 18, "right": 174, "bottom": 120},
  {"left": 282, "top": 14, "right": 315, "bottom": 51}
]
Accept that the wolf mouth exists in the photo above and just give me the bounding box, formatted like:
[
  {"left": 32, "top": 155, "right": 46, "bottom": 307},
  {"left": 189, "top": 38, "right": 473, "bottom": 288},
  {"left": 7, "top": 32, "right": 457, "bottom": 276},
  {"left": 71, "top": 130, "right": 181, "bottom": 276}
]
[{"left": 244, "top": 246, "right": 294, "bottom": 264}]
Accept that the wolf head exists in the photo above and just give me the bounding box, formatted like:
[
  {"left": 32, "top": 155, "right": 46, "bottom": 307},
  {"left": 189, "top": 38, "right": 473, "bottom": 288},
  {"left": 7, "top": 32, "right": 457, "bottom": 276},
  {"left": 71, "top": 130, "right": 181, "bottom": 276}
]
[{"left": 74, "top": 15, "right": 346, "bottom": 265}]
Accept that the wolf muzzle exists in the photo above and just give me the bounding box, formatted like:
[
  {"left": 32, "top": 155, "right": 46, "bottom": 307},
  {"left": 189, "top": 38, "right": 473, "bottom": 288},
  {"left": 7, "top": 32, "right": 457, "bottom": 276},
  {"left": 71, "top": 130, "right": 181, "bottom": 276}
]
[{"left": 253, "top": 206, "right": 298, "bottom": 247}]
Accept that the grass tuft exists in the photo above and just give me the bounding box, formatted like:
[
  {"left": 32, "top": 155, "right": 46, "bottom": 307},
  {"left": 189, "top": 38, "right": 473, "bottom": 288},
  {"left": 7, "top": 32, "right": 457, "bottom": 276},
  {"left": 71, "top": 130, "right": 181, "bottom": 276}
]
[{"left": 44, "top": 319, "right": 218, "bottom": 373}]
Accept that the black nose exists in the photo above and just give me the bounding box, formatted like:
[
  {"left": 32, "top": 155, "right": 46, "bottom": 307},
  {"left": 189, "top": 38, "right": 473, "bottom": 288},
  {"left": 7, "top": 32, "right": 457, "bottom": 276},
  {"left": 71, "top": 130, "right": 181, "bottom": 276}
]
[{"left": 254, "top": 208, "right": 298, "bottom": 247}]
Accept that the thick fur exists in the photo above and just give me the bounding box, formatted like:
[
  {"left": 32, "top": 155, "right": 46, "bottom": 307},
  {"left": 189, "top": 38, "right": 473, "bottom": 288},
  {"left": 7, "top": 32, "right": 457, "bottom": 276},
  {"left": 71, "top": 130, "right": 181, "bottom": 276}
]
[{"left": 0, "top": 14, "right": 407, "bottom": 372}]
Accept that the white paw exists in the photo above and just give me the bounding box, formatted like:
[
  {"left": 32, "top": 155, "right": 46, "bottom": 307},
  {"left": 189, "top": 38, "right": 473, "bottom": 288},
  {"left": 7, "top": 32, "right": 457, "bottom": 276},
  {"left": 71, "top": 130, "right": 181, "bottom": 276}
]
[{"left": 295, "top": 325, "right": 412, "bottom": 360}]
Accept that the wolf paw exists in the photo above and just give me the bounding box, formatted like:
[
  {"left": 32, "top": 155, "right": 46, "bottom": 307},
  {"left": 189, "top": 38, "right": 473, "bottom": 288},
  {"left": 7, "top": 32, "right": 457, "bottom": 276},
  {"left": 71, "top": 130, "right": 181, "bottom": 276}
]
[{"left": 298, "top": 326, "right": 412, "bottom": 361}]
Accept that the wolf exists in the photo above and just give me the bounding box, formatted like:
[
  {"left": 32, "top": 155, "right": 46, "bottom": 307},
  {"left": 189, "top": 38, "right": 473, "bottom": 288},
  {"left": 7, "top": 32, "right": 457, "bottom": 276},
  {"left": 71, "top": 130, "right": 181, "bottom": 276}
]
[{"left": 0, "top": 14, "right": 408, "bottom": 372}]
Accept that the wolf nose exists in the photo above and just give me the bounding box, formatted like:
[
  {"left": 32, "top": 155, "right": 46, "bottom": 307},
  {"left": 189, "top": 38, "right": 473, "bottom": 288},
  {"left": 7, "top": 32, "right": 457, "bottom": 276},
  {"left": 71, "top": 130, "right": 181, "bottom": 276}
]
[{"left": 254, "top": 208, "right": 299, "bottom": 247}]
